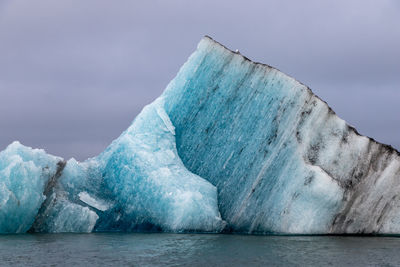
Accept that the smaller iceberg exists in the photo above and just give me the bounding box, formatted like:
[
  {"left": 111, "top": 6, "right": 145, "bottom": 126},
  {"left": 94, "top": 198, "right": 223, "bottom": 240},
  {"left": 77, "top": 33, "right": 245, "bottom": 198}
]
[{"left": 0, "top": 142, "right": 62, "bottom": 233}]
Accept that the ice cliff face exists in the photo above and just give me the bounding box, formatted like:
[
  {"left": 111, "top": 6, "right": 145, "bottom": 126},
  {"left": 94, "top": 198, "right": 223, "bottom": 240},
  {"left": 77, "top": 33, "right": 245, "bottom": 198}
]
[
  {"left": 1, "top": 36, "right": 399, "bottom": 234},
  {"left": 162, "top": 37, "right": 400, "bottom": 234}
]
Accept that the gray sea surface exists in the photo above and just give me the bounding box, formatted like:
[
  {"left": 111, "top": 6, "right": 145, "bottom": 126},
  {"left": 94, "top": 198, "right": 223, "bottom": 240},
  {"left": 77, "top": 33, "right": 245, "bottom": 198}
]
[{"left": 1, "top": 233, "right": 400, "bottom": 266}]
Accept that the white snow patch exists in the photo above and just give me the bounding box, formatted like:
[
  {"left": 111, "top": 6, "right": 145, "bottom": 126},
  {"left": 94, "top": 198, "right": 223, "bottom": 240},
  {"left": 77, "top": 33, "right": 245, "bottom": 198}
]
[
  {"left": 78, "top": 192, "right": 110, "bottom": 211},
  {"left": 156, "top": 102, "right": 176, "bottom": 135}
]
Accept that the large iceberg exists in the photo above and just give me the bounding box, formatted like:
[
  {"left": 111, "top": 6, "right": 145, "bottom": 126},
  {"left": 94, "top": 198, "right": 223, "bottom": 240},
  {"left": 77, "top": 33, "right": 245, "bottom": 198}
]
[{"left": 1, "top": 36, "right": 399, "bottom": 234}]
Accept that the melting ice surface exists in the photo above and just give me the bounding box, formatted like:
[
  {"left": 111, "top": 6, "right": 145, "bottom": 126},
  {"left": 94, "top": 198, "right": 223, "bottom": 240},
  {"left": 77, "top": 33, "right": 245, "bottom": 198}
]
[{"left": 1, "top": 36, "right": 400, "bottom": 234}]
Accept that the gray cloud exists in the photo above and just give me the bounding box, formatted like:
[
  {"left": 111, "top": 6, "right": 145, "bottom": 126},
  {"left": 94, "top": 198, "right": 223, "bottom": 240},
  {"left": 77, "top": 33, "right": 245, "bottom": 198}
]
[{"left": 0, "top": 0, "right": 399, "bottom": 160}]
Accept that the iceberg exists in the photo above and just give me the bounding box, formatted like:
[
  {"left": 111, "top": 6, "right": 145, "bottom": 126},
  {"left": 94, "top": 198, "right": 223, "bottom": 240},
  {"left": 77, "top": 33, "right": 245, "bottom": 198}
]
[
  {"left": 1, "top": 36, "right": 399, "bottom": 234},
  {"left": 0, "top": 142, "right": 62, "bottom": 233}
]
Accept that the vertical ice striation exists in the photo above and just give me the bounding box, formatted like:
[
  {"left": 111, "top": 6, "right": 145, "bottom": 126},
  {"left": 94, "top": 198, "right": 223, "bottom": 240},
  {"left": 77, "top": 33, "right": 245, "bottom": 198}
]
[
  {"left": 161, "top": 36, "right": 400, "bottom": 234},
  {"left": 0, "top": 36, "right": 399, "bottom": 234}
]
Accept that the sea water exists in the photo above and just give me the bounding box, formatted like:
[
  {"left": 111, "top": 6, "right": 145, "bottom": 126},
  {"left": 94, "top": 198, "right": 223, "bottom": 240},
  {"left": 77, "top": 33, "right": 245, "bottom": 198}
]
[{"left": 1, "top": 233, "right": 400, "bottom": 266}]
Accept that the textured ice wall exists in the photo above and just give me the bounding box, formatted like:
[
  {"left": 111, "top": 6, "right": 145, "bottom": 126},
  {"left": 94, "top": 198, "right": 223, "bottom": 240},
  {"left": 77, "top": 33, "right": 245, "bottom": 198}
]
[
  {"left": 162, "top": 37, "right": 400, "bottom": 234},
  {"left": 0, "top": 142, "right": 62, "bottom": 233},
  {"left": 92, "top": 98, "right": 225, "bottom": 232},
  {"left": 27, "top": 98, "right": 224, "bottom": 233},
  {"left": 29, "top": 159, "right": 100, "bottom": 233},
  {"left": 1, "top": 36, "right": 399, "bottom": 234}
]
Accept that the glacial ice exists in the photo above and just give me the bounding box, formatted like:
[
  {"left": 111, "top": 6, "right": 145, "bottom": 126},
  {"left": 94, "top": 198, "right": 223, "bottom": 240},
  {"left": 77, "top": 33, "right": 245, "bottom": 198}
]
[
  {"left": 92, "top": 98, "right": 225, "bottom": 232},
  {"left": 0, "top": 142, "right": 61, "bottom": 233},
  {"left": 25, "top": 98, "right": 224, "bottom": 233},
  {"left": 1, "top": 36, "right": 400, "bottom": 234}
]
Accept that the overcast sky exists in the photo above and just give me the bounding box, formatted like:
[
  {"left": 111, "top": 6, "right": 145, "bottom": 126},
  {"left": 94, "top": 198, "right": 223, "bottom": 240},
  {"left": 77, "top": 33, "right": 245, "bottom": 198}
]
[{"left": 0, "top": 0, "right": 399, "bottom": 160}]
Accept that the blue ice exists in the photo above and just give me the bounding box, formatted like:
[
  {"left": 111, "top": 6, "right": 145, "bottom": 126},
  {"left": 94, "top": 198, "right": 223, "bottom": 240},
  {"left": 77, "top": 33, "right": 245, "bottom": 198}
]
[{"left": 1, "top": 36, "right": 399, "bottom": 234}]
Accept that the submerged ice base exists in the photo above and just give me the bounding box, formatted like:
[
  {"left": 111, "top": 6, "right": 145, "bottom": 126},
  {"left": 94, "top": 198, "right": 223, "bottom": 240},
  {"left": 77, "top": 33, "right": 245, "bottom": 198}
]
[{"left": 1, "top": 36, "right": 400, "bottom": 234}]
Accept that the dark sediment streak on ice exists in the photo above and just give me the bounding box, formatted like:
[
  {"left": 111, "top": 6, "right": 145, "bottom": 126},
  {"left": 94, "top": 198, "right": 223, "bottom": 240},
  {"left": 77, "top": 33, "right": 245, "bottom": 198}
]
[{"left": 1, "top": 36, "right": 399, "bottom": 234}]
